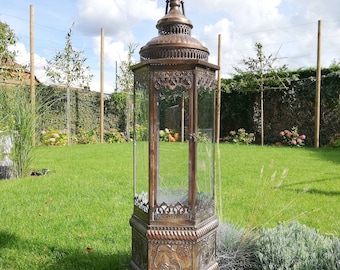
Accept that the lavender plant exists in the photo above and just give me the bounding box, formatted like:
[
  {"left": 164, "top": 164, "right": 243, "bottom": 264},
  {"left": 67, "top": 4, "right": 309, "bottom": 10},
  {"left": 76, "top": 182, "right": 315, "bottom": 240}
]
[{"left": 256, "top": 221, "right": 340, "bottom": 269}]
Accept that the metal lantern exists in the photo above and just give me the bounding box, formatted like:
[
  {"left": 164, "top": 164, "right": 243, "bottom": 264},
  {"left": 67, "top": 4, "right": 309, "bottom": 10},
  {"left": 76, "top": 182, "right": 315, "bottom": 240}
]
[{"left": 130, "top": 1, "right": 219, "bottom": 269}]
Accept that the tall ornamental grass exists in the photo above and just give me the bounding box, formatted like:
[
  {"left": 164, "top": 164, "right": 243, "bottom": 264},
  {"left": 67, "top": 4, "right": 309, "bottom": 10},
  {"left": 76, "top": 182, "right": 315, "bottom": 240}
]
[{"left": 0, "top": 86, "right": 34, "bottom": 178}]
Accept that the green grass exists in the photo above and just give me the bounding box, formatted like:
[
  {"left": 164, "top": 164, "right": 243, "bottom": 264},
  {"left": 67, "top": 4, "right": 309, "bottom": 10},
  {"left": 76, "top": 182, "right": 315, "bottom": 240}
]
[
  {"left": 1, "top": 144, "right": 132, "bottom": 269},
  {"left": 0, "top": 143, "right": 339, "bottom": 269},
  {"left": 216, "top": 145, "right": 340, "bottom": 235}
]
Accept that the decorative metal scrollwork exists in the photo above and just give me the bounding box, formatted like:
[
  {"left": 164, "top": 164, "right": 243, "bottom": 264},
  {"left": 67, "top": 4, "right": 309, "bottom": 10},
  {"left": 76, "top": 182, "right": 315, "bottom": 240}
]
[
  {"left": 196, "top": 68, "right": 217, "bottom": 90},
  {"left": 153, "top": 70, "right": 193, "bottom": 90}
]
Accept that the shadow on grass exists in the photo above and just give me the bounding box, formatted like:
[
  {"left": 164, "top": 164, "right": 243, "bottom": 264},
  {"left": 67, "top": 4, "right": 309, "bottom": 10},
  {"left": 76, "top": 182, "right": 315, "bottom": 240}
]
[
  {"left": 308, "top": 147, "right": 340, "bottom": 164},
  {"left": 46, "top": 248, "right": 131, "bottom": 270},
  {"left": 287, "top": 188, "right": 340, "bottom": 197},
  {"left": 0, "top": 231, "right": 19, "bottom": 249},
  {"left": 279, "top": 176, "right": 340, "bottom": 189},
  {"left": 0, "top": 231, "right": 130, "bottom": 270}
]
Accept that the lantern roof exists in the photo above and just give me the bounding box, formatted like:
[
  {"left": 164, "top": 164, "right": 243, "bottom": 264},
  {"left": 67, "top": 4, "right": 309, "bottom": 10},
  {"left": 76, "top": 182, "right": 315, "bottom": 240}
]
[{"left": 139, "top": 0, "right": 209, "bottom": 61}]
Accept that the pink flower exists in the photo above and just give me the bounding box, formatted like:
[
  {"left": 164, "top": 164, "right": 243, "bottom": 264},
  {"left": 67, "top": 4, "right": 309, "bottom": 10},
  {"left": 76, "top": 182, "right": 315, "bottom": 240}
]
[
  {"left": 291, "top": 139, "right": 297, "bottom": 145},
  {"left": 279, "top": 131, "right": 285, "bottom": 137},
  {"left": 292, "top": 131, "right": 298, "bottom": 137},
  {"left": 299, "top": 134, "right": 306, "bottom": 140},
  {"left": 284, "top": 130, "right": 292, "bottom": 137}
]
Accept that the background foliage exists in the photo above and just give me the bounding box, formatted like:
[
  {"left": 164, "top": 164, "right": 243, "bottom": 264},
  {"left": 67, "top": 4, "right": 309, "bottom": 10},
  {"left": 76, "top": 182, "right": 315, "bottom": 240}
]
[
  {"left": 1, "top": 85, "right": 128, "bottom": 146},
  {"left": 221, "top": 66, "right": 340, "bottom": 146}
]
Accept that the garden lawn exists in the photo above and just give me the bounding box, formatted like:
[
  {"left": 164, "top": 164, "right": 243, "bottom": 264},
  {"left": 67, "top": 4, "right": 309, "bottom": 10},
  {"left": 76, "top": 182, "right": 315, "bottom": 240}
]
[
  {"left": 0, "top": 143, "right": 339, "bottom": 269},
  {"left": 216, "top": 144, "right": 340, "bottom": 235},
  {"left": 0, "top": 144, "right": 132, "bottom": 269}
]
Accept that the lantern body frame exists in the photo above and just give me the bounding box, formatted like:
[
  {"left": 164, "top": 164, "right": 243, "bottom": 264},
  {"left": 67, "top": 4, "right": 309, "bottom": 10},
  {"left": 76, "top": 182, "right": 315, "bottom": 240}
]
[{"left": 130, "top": 59, "right": 218, "bottom": 270}]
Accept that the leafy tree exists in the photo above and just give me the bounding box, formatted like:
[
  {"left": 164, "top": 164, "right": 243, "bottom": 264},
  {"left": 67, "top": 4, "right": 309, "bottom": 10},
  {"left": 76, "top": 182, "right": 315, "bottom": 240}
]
[
  {"left": 0, "top": 21, "right": 16, "bottom": 65},
  {"left": 231, "top": 42, "right": 290, "bottom": 145},
  {"left": 0, "top": 21, "right": 17, "bottom": 128},
  {"left": 44, "top": 23, "right": 93, "bottom": 145},
  {"left": 0, "top": 21, "right": 18, "bottom": 81},
  {"left": 116, "top": 43, "right": 138, "bottom": 139},
  {"left": 329, "top": 59, "right": 340, "bottom": 70}
]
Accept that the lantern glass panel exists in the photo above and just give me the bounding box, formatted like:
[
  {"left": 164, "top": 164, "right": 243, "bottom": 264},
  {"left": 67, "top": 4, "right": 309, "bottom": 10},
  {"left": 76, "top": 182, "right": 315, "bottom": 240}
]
[
  {"left": 158, "top": 87, "right": 189, "bottom": 204},
  {"left": 133, "top": 70, "right": 149, "bottom": 210},
  {"left": 197, "top": 87, "right": 215, "bottom": 202}
]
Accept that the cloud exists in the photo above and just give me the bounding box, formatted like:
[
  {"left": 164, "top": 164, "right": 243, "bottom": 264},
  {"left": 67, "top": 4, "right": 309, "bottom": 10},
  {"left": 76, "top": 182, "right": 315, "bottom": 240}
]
[
  {"left": 11, "top": 42, "right": 48, "bottom": 83},
  {"left": 286, "top": 0, "right": 340, "bottom": 22},
  {"left": 189, "top": 0, "right": 340, "bottom": 76},
  {"left": 92, "top": 36, "right": 128, "bottom": 66},
  {"left": 7, "top": 0, "right": 340, "bottom": 93},
  {"left": 75, "top": 0, "right": 163, "bottom": 43}
]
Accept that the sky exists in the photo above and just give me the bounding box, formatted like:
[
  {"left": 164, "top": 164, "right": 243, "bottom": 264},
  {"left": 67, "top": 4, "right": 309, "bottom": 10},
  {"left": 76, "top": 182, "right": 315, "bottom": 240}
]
[{"left": 1, "top": 0, "right": 340, "bottom": 93}]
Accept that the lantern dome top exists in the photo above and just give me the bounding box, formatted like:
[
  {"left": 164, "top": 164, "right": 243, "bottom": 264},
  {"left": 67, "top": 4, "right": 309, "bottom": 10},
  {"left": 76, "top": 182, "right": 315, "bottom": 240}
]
[{"left": 139, "top": 0, "right": 209, "bottom": 61}]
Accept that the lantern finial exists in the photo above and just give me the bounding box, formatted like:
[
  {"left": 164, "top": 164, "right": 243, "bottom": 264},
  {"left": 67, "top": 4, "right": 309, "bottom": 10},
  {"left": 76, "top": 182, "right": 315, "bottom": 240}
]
[
  {"left": 166, "top": 0, "right": 185, "bottom": 15},
  {"left": 139, "top": 0, "right": 209, "bottom": 61}
]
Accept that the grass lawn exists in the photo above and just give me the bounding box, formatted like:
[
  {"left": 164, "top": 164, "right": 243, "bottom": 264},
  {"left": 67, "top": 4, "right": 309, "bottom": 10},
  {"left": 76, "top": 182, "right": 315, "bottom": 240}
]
[
  {"left": 216, "top": 145, "right": 340, "bottom": 235},
  {"left": 0, "top": 143, "right": 339, "bottom": 269}
]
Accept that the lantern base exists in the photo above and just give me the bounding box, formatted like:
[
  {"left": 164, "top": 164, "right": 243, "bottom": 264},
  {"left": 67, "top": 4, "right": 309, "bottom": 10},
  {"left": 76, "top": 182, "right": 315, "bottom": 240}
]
[{"left": 130, "top": 215, "right": 219, "bottom": 270}]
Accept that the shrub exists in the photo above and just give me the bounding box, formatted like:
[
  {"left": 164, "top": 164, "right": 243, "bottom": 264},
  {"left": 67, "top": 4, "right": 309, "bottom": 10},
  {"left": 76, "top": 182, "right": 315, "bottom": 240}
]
[
  {"left": 279, "top": 126, "right": 305, "bottom": 147},
  {"left": 256, "top": 221, "right": 340, "bottom": 269},
  {"left": 333, "top": 138, "right": 340, "bottom": 148},
  {"left": 159, "top": 129, "right": 169, "bottom": 142},
  {"left": 41, "top": 129, "right": 68, "bottom": 146},
  {"left": 216, "top": 223, "right": 258, "bottom": 270},
  {"left": 75, "top": 128, "right": 98, "bottom": 144},
  {"left": 225, "top": 128, "right": 255, "bottom": 145},
  {"left": 329, "top": 134, "right": 340, "bottom": 148},
  {"left": 135, "top": 124, "right": 148, "bottom": 141},
  {"left": 197, "top": 131, "right": 211, "bottom": 143},
  {"left": 159, "top": 128, "right": 179, "bottom": 142},
  {"left": 103, "top": 129, "right": 126, "bottom": 143}
]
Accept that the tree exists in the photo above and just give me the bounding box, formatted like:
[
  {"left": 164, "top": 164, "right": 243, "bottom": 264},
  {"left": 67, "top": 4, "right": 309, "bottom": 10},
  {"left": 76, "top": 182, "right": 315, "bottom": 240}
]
[
  {"left": 0, "top": 21, "right": 18, "bottom": 82},
  {"left": 232, "top": 42, "right": 290, "bottom": 145},
  {"left": 0, "top": 21, "right": 16, "bottom": 65},
  {"left": 116, "top": 43, "right": 138, "bottom": 139},
  {"left": 44, "top": 24, "right": 93, "bottom": 145},
  {"left": 329, "top": 59, "right": 340, "bottom": 70}
]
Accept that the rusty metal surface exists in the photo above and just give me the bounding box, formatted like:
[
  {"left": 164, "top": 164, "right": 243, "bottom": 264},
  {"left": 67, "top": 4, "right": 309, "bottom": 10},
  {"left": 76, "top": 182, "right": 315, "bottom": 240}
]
[
  {"left": 140, "top": 0, "right": 209, "bottom": 61},
  {"left": 131, "top": 1, "right": 219, "bottom": 269}
]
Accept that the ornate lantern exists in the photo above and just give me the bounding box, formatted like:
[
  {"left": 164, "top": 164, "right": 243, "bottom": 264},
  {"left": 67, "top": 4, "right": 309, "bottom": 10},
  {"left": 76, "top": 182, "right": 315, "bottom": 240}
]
[{"left": 130, "top": 1, "right": 219, "bottom": 269}]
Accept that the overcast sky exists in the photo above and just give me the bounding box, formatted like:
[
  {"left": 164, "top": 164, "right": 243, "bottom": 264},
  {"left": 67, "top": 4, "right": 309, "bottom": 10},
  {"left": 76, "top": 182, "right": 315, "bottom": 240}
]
[{"left": 1, "top": 0, "right": 339, "bottom": 93}]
